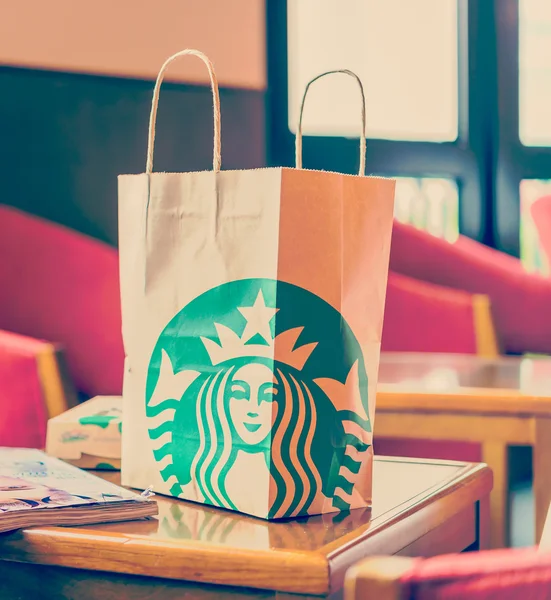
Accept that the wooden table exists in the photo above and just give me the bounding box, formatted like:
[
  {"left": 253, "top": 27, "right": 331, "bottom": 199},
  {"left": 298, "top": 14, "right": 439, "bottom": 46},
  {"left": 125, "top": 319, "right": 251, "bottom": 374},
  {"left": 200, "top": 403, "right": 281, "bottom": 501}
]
[
  {"left": 376, "top": 352, "right": 551, "bottom": 549},
  {"left": 0, "top": 457, "right": 491, "bottom": 599}
]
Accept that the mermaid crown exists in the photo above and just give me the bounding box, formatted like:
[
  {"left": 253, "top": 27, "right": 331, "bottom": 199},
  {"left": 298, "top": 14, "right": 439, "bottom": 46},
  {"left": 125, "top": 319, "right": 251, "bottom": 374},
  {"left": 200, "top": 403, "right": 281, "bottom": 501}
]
[{"left": 200, "top": 290, "right": 317, "bottom": 371}]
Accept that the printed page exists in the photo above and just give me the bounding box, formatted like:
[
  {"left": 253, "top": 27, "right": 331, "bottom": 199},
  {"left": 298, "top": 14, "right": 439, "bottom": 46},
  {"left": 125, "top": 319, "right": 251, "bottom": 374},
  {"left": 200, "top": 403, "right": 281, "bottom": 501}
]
[{"left": 0, "top": 448, "right": 139, "bottom": 513}]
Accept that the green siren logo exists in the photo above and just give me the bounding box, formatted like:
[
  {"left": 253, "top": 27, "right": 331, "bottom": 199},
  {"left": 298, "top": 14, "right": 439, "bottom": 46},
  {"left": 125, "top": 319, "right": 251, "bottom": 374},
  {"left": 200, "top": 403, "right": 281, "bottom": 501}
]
[{"left": 146, "top": 279, "right": 371, "bottom": 519}]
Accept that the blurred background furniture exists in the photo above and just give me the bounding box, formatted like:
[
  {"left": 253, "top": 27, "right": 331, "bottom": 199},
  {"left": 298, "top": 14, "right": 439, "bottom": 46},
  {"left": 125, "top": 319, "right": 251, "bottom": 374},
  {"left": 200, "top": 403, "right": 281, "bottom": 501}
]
[
  {"left": 382, "top": 271, "right": 498, "bottom": 355},
  {"left": 0, "top": 205, "right": 124, "bottom": 399},
  {"left": 0, "top": 329, "right": 75, "bottom": 447},
  {"left": 376, "top": 222, "right": 551, "bottom": 550},
  {"left": 376, "top": 353, "right": 551, "bottom": 549},
  {"left": 345, "top": 548, "right": 551, "bottom": 600},
  {"left": 389, "top": 220, "right": 551, "bottom": 355},
  {"left": 0, "top": 457, "right": 492, "bottom": 599},
  {"left": 0, "top": 205, "right": 123, "bottom": 446}
]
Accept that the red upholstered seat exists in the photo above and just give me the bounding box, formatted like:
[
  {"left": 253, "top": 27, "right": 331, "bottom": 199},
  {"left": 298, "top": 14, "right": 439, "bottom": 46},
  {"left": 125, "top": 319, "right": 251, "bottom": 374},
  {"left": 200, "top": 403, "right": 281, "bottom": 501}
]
[
  {"left": 0, "top": 205, "right": 124, "bottom": 398},
  {"left": 346, "top": 548, "right": 551, "bottom": 600},
  {"left": 383, "top": 271, "right": 479, "bottom": 353},
  {"left": 531, "top": 195, "right": 551, "bottom": 272},
  {"left": 0, "top": 330, "right": 57, "bottom": 447},
  {"left": 390, "top": 219, "right": 551, "bottom": 355}
]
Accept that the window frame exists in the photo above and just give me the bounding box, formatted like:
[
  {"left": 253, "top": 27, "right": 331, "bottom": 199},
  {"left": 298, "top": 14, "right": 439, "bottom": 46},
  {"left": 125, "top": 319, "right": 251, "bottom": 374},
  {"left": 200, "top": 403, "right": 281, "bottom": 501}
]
[
  {"left": 266, "top": 0, "right": 499, "bottom": 247},
  {"left": 495, "top": 0, "right": 551, "bottom": 257}
]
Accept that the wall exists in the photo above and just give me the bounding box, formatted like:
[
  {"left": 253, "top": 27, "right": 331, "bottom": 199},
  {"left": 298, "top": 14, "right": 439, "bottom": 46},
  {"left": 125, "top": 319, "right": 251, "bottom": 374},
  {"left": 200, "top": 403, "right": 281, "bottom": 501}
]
[
  {"left": 0, "top": 0, "right": 266, "bottom": 244},
  {"left": 0, "top": 0, "right": 265, "bottom": 89}
]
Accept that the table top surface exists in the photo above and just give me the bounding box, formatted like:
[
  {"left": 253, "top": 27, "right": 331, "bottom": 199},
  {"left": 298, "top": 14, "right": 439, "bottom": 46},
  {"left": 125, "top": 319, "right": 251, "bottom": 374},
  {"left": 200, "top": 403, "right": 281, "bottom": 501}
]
[
  {"left": 377, "top": 353, "right": 551, "bottom": 413},
  {"left": 0, "top": 457, "right": 491, "bottom": 596},
  {"left": 78, "top": 459, "right": 464, "bottom": 552}
]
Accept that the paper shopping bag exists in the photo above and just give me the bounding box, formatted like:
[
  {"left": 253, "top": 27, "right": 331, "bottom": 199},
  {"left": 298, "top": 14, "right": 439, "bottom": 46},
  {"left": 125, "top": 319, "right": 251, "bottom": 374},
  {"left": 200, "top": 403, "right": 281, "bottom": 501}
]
[{"left": 119, "top": 51, "right": 395, "bottom": 520}]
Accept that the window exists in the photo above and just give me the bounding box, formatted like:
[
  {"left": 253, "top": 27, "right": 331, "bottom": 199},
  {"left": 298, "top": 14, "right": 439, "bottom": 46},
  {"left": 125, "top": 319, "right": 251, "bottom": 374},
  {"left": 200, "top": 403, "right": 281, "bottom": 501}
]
[
  {"left": 519, "top": 0, "right": 551, "bottom": 146},
  {"left": 494, "top": 0, "right": 551, "bottom": 258},
  {"left": 267, "top": 0, "right": 490, "bottom": 248},
  {"left": 268, "top": 0, "right": 551, "bottom": 262},
  {"left": 394, "top": 178, "right": 459, "bottom": 243},
  {"left": 287, "top": 0, "right": 458, "bottom": 142}
]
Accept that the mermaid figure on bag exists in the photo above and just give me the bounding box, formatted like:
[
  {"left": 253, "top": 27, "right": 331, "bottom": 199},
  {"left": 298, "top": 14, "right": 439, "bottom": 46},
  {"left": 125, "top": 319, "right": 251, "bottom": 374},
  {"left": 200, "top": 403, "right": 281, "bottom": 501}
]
[{"left": 146, "top": 280, "right": 373, "bottom": 518}]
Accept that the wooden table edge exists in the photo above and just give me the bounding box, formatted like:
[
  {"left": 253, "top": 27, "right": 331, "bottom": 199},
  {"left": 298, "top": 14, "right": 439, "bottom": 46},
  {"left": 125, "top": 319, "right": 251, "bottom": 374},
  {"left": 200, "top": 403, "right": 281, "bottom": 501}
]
[
  {"left": 0, "top": 530, "right": 330, "bottom": 595},
  {"left": 0, "top": 461, "right": 491, "bottom": 596},
  {"left": 377, "top": 387, "right": 551, "bottom": 416},
  {"left": 324, "top": 462, "right": 492, "bottom": 593},
  {"left": 322, "top": 461, "right": 491, "bottom": 559}
]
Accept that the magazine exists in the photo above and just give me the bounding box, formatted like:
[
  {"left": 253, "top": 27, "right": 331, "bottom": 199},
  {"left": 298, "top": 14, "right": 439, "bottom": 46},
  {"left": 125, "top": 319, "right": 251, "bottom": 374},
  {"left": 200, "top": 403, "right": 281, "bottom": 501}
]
[{"left": 0, "top": 448, "right": 157, "bottom": 533}]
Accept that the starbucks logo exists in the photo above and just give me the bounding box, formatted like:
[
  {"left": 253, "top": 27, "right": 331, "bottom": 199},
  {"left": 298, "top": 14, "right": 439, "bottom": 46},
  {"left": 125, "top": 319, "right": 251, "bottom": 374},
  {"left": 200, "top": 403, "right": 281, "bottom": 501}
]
[{"left": 146, "top": 279, "right": 371, "bottom": 519}]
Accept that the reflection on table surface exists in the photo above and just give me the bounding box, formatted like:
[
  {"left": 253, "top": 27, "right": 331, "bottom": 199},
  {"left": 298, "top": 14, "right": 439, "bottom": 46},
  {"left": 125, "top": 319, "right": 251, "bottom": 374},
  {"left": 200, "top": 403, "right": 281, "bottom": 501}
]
[
  {"left": 79, "top": 459, "right": 462, "bottom": 553},
  {"left": 378, "top": 352, "right": 551, "bottom": 396}
]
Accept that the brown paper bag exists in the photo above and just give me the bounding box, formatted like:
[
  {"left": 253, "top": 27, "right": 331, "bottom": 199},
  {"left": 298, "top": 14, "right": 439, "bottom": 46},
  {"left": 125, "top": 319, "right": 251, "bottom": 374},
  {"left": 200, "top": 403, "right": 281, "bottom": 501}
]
[{"left": 119, "top": 50, "right": 395, "bottom": 520}]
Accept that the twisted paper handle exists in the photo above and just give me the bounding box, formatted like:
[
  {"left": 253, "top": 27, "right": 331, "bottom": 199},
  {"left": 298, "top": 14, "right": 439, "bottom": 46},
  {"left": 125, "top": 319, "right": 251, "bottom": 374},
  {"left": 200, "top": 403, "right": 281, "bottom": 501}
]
[
  {"left": 146, "top": 49, "right": 221, "bottom": 174},
  {"left": 295, "top": 69, "right": 366, "bottom": 176}
]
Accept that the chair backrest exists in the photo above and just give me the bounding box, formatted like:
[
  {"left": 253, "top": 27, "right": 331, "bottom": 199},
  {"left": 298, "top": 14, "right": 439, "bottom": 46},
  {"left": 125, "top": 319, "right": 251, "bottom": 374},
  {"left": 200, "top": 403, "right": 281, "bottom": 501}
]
[
  {"left": 0, "top": 329, "right": 76, "bottom": 447},
  {"left": 390, "top": 219, "right": 551, "bottom": 355},
  {"left": 345, "top": 549, "right": 551, "bottom": 600},
  {"left": 0, "top": 205, "right": 124, "bottom": 397},
  {"left": 382, "top": 271, "right": 499, "bottom": 357}
]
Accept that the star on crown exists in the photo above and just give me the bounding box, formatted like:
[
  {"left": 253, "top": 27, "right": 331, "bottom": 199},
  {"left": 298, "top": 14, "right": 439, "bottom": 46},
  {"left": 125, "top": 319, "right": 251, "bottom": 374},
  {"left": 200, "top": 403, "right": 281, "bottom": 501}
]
[{"left": 200, "top": 290, "right": 317, "bottom": 371}]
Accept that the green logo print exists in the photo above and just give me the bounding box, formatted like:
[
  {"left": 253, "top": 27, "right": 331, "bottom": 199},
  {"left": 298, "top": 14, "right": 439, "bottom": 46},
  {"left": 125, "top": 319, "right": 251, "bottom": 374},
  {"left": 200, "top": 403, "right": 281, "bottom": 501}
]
[{"left": 145, "top": 279, "right": 371, "bottom": 519}]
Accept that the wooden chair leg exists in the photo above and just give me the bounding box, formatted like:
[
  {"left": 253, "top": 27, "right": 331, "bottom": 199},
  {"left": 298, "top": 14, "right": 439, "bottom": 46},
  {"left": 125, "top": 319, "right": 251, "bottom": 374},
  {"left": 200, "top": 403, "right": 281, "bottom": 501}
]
[
  {"left": 477, "top": 495, "right": 491, "bottom": 550},
  {"left": 533, "top": 418, "right": 551, "bottom": 544},
  {"left": 482, "top": 441, "right": 508, "bottom": 548}
]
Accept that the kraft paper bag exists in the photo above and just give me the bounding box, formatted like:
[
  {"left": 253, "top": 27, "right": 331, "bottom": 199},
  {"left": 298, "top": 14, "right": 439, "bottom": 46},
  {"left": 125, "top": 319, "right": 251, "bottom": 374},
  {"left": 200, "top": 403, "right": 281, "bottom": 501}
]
[{"left": 119, "top": 50, "right": 395, "bottom": 520}]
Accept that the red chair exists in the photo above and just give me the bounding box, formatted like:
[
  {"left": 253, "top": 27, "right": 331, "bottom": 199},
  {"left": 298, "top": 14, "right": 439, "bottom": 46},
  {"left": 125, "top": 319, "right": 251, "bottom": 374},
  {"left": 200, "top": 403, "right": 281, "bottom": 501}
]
[
  {"left": 0, "top": 205, "right": 124, "bottom": 446},
  {"left": 383, "top": 271, "right": 498, "bottom": 356},
  {"left": 390, "top": 220, "right": 551, "bottom": 355},
  {"left": 345, "top": 549, "right": 551, "bottom": 600},
  {"left": 531, "top": 196, "right": 551, "bottom": 272},
  {"left": 0, "top": 205, "right": 124, "bottom": 399},
  {"left": 0, "top": 329, "right": 75, "bottom": 447},
  {"left": 376, "top": 272, "right": 498, "bottom": 463}
]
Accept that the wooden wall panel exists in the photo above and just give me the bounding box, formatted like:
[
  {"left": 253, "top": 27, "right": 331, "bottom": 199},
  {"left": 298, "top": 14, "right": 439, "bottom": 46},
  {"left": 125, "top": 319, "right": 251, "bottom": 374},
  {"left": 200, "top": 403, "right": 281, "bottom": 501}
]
[
  {"left": 0, "top": 0, "right": 266, "bottom": 90},
  {"left": 0, "top": 67, "right": 265, "bottom": 245}
]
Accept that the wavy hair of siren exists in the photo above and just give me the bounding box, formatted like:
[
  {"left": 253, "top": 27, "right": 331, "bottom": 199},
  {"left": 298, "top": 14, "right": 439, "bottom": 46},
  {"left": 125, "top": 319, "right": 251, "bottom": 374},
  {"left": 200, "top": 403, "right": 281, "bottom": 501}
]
[
  {"left": 151, "top": 356, "right": 322, "bottom": 517},
  {"left": 146, "top": 282, "right": 373, "bottom": 517},
  {"left": 149, "top": 354, "right": 370, "bottom": 517}
]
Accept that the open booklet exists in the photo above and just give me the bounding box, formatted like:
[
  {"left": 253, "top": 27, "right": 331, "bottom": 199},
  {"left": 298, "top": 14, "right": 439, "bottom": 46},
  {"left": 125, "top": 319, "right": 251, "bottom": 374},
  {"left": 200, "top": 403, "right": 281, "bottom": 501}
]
[{"left": 0, "top": 448, "right": 157, "bottom": 533}]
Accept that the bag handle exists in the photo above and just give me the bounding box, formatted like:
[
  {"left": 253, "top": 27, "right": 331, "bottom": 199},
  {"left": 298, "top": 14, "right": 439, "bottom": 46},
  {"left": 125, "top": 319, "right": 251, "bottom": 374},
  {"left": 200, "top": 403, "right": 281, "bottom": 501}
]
[
  {"left": 146, "top": 49, "right": 221, "bottom": 174},
  {"left": 295, "top": 70, "right": 366, "bottom": 176}
]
